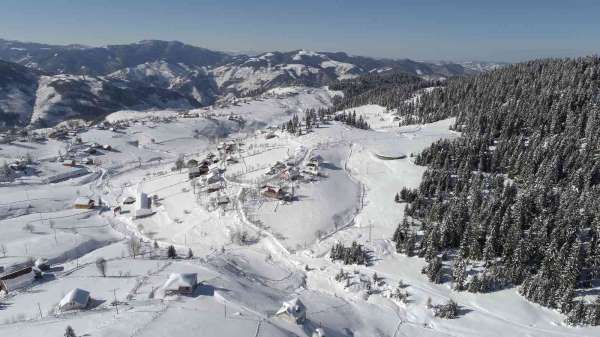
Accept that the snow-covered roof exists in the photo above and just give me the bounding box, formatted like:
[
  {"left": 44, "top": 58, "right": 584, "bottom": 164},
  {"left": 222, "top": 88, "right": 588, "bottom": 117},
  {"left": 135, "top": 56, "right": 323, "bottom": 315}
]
[
  {"left": 34, "top": 258, "right": 49, "bottom": 268},
  {"left": 59, "top": 288, "right": 90, "bottom": 308},
  {"left": 276, "top": 298, "right": 306, "bottom": 317},
  {"left": 74, "top": 196, "right": 93, "bottom": 205},
  {"left": 162, "top": 273, "right": 198, "bottom": 291}
]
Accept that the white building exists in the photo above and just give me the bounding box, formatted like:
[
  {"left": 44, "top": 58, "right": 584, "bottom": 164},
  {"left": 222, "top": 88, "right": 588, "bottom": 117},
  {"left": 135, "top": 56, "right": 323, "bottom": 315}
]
[
  {"left": 135, "top": 192, "right": 152, "bottom": 218},
  {"left": 58, "top": 288, "right": 90, "bottom": 311},
  {"left": 275, "top": 298, "right": 306, "bottom": 324},
  {"left": 162, "top": 273, "right": 198, "bottom": 295}
]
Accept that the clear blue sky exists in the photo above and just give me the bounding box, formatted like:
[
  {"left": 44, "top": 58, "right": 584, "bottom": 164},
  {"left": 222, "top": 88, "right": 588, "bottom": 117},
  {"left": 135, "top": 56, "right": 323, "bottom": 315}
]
[{"left": 1, "top": 0, "right": 598, "bottom": 62}]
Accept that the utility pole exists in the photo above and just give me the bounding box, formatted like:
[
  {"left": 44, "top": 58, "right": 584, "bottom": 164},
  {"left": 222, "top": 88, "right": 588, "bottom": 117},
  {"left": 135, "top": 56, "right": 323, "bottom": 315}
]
[{"left": 113, "top": 289, "right": 119, "bottom": 314}]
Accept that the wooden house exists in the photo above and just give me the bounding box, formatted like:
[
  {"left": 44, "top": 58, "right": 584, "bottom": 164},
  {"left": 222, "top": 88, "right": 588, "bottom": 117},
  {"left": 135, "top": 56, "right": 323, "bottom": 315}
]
[
  {"left": 162, "top": 273, "right": 198, "bottom": 295},
  {"left": 74, "top": 197, "right": 95, "bottom": 209}
]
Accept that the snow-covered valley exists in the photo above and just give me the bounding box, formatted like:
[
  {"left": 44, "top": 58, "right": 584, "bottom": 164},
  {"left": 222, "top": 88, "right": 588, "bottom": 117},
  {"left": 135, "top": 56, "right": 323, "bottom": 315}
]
[{"left": 0, "top": 87, "right": 597, "bottom": 337}]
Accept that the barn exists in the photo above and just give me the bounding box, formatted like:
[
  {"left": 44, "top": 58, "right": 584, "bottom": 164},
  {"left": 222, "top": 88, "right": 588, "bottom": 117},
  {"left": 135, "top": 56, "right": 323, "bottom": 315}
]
[
  {"left": 275, "top": 298, "right": 306, "bottom": 324},
  {"left": 162, "top": 273, "right": 198, "bottom": 295},
  {"left": 74, "top": 197, "right": 95, "bottom": 209},
  {"left": 58, "top": 288, "right": 90, "bottom": 311}
]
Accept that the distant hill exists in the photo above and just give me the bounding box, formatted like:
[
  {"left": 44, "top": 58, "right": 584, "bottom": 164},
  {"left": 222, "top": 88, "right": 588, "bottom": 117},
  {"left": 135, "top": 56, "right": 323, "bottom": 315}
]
[{"left": 0, "top": 38, "right": 496, "bottom": 127}]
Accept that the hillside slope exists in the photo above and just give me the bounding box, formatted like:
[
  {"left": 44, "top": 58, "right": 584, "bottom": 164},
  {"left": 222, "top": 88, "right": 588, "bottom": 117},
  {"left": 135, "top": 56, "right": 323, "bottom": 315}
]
[{"left": 393, "top": 56, "right": 600, "bottom": 325}]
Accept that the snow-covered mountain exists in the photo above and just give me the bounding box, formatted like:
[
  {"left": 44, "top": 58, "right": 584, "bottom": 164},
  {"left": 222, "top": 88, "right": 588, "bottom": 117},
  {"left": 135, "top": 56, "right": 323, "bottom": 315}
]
[
  {"left": 30, "top": 74, "right": 198, "bottom": 126},
  {"left": 0, "top": 60, "right": 39, "bottom": 126},
  {"left": 0, "top": 61, "right": 200, "bottom": 127},
  {"left": 107, "top": 60, "right": 218, "bottom": 105},
  {"left": 0, "top": 39, "right": 231, "bottom": 76},
  {"left": 211, "top": 50, "right": 362, "bottom": 96},
  {"left": 0, "top": 39, "right": 496, "bottom": 126}
]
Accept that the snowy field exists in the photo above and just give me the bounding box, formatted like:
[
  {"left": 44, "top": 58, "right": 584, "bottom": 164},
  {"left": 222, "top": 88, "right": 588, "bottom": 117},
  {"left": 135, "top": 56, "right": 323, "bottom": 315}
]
[{"left": 1, "top": 87, "right": 598, "bottom": 337}]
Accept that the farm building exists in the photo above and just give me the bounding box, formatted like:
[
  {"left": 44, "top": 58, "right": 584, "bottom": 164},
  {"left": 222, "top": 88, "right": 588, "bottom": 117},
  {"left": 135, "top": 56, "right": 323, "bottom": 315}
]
[
  {"left": 189, "top": 164, "right": 210, "bottom": 179},
  {"left": 74, "top": 196, "right": 95, "bottom": 209},
  {"left": 303, "top": 162, "right": 319, "bottom": 176},
  {"left": 261, "top": 185, "right": 285, "bottom": 200},
  {"left": 162, "top": 273, "right": 198, "bottom": 295},
  {"left": 275, "top": 298, "right": 306, "bottom": 324},
  {"left": 58, "top": 288, "right": 90, "bottom": 311},
  {"left": 0, "top": 267, "right": 36, "bottom": 294},
  {"left": 34, "top": 258, "right": 50, "bottom": 271}
]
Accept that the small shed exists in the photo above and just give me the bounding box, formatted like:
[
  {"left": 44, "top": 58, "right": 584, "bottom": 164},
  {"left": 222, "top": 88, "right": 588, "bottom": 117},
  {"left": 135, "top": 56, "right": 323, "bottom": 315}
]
[
  {"left": 58, "top": 288, "right": 90, "bottom": 311},
  {"left": 262, "top": 185, "right": 284, "bottom": 200},
  {"left": 162, "top": 273, "right": 198, "bottom": 295},
  {"left": 275, "top": 298, "right": 306, "bottom": 324},
  {"left": 74, "top": 197, "right": 95, "bottom": 209}
]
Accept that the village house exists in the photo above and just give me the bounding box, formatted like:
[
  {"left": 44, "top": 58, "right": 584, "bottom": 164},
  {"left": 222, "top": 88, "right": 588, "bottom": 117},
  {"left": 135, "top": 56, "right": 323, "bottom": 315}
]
[
  {"left": 34, "top": 258, "right": 50, "bottom": 271},
  {"left": 261, "top": 185, "right": 285, "bottom": 200},
  {"left": 58, "top": 288, "right": 90, "bottom": 311},
  {"left": 74, "top": 196, "right": 95, "bottom": 209},
  {"left": 303, "top": 161, "right": 319, "bottom": 176},
  {"left": 162, "top": 273, "right": 198, "bottom": 295},
  {"left": 275, "top": 298, "right": 306, "bottom": 324}
]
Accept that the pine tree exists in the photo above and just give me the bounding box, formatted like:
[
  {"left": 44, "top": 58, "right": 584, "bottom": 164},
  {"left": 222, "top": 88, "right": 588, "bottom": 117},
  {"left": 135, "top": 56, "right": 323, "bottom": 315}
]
[
  {"left": 452, "top": 257, "right": 467, "bottom": 291},
  {"left": 167, "top": 245, "right": 177, "bottom": 259},
  {"left": 64, "top": 326, "right": 76, "bottom": 337}
]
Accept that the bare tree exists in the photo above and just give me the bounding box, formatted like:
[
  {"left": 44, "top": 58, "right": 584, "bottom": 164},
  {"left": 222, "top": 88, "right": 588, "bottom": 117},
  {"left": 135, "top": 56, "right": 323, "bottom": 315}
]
[
  {"left": 0, "top": 162, "right": 12, "bottom": 182},
  {"left": 128, "top": 238, "right": 142, "bottom": 258},
  {"left": 23, "top": 223, "right": 34, "bottom": 233},
  {"left": 96, "top": 257, "right": 107, "bottom": 277},
  {"left": 0, "top": 244, "right": 6, "bottom": 257},
  {"left": 64, "top": 325, "right": 76, "bottom": 337},
  {"left": 175, "top": 154, "right": 185, "bottom": 172}
]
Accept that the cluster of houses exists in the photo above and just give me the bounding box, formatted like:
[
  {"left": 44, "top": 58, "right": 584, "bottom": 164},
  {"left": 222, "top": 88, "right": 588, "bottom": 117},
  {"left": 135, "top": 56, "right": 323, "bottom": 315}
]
[
  {"left": 2, "top": 259, "right": 318, "bottom": 334},
  {"left": 58, "top": 140, "right": 113, "bottom": 167}
]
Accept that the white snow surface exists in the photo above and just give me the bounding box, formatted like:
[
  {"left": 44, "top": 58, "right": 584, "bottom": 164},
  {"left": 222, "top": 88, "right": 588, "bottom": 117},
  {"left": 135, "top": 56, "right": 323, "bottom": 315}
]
[{"left": 0, "top": 94, "right": 597, "bottom": 337}]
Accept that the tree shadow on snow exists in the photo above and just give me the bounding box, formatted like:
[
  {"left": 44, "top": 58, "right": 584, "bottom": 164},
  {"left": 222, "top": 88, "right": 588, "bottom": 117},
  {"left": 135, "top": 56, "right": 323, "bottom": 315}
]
[
  {"left": 320, "top": 162, "right": 342, "bottom": 171},
  {"left": 87, "top": 298, "right": 106, "bottom": 310}
]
